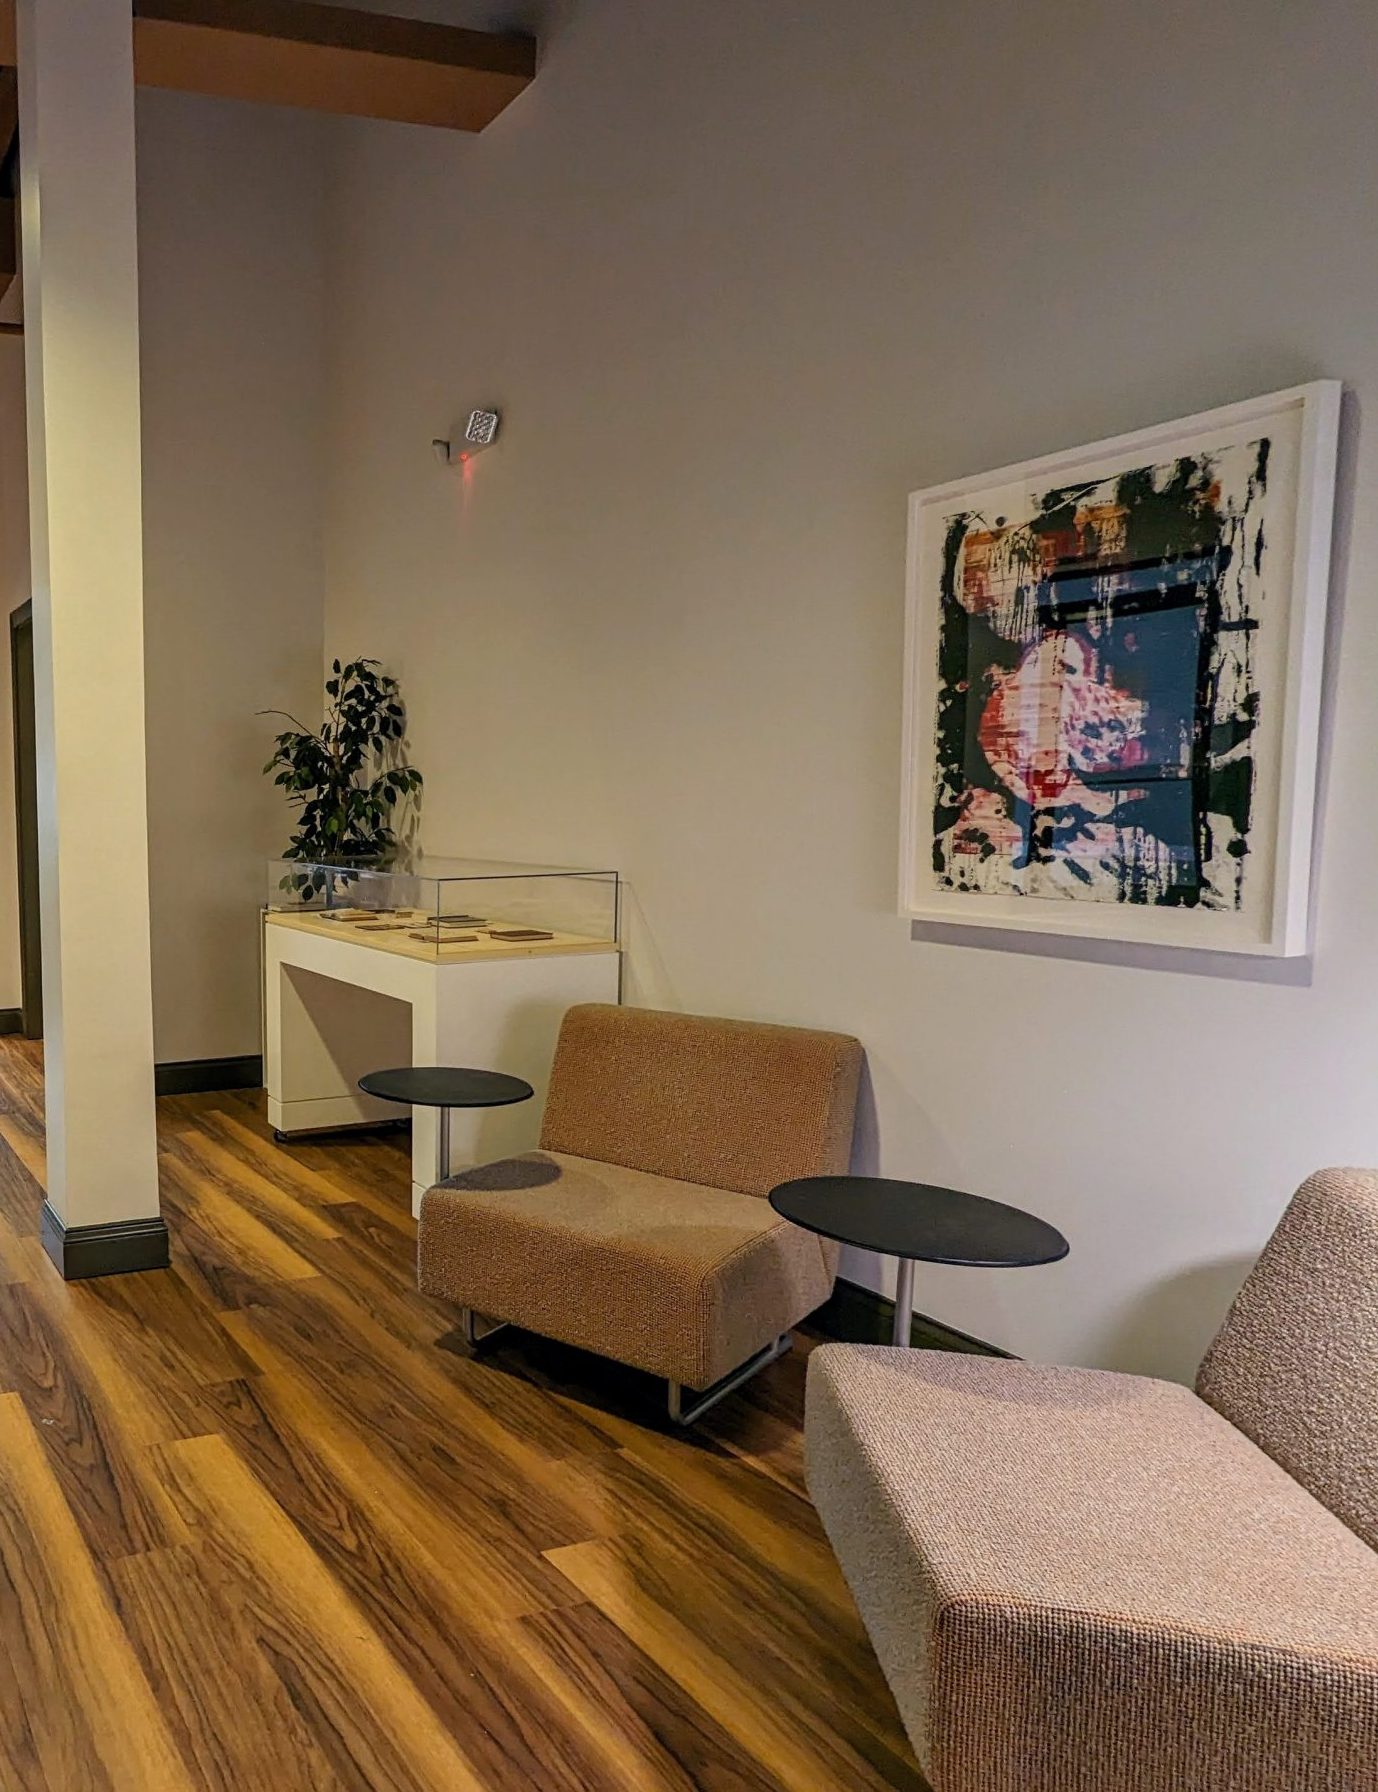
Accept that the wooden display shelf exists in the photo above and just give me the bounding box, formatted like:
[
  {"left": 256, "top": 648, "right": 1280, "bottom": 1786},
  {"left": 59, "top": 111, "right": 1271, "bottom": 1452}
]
[{"left": 265, "top": 908, "right": 618, "bottom": 966}]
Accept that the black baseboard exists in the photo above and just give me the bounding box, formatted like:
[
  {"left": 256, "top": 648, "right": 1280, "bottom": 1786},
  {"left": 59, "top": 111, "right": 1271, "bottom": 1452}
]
[
  {"left": 40, "top": 1204, "right": 170, "bottom": 1282},
  {"left": 811, "top": 1276, "right": 1013, "bottom": 1358},
  {"left": 0, "top": 1008, "right": 21, "bottom": 1037},
  {"left": 154, "top": 1054, "right": 263, "bottom": 1097},
  {"left": 0, "top": 1045, "right": 263, "bottom": 1095},
  {"left": 272, "top": 1119, "right": 409, "bottom": 1143}
]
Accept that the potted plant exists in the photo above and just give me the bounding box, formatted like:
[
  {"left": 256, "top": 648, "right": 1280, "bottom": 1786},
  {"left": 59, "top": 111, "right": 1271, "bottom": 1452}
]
[{"left": 262, "top": 658, "right": 423, "bottom": 898}]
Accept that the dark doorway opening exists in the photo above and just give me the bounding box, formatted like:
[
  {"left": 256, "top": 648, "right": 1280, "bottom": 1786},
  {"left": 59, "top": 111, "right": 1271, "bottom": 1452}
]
[{"left": 10, "top": 600, "right": 41, "bottom": 1038}]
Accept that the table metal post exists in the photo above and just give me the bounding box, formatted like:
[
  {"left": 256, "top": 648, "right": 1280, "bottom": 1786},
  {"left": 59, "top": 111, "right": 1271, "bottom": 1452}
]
[
  {"left": 438, "top": 1107, "right": 451, "bottom": 1183},
  {"left": 892, "top": 1256, "right": 915, "bottom": 1347}
]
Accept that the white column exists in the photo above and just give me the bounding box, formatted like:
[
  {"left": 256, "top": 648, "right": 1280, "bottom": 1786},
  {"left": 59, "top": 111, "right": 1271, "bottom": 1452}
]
[{"left": 18, "top": 0, "right": 162, "bottom": 1264}]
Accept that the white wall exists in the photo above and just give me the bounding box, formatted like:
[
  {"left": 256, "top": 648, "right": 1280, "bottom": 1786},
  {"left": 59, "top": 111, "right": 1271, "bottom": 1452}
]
[
  {"left": 319, "top": 0, "right": 1378, "bottom": 1378},
  {"left": 138, "top": 91, "right": 329, "bottom": 1062}
]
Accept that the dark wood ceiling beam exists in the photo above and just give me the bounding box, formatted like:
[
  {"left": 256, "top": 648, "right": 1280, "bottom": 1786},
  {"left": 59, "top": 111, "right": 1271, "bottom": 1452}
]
[
  {"left": 0, "top": 0, "right": 536, "bottom": 132},
  {"left": 132, "top": 0, "right": 535, "bottom": 131}
]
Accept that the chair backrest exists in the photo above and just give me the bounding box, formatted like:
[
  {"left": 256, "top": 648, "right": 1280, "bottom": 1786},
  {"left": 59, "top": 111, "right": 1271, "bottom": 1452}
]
[
  {"left": 1195, "top": 1167, "right": 1378, "bottom": 1551},
  {"left": 540, "top": 1003, "right": 863, "bottom": 1197}
]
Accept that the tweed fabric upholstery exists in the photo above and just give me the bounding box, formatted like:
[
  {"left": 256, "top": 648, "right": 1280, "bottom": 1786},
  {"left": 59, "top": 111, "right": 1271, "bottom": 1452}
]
[
  {"left": 806, "top": 1345, "right": 1378, "bottom": 1792},
  {"left": 1196, "top": 1166, "right": 1378, "bottom": 1552},
  {"left": 419, "top": 1152, "right": 835, "bottom": 1387},
  {"left": 538, "top": 1004, "right": 863, "bottom": 1197}
]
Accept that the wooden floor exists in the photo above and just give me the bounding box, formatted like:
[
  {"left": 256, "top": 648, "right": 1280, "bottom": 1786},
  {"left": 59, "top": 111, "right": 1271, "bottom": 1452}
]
[{"left": 0, "top": 1038, "right": 925, "bottom": 1792}]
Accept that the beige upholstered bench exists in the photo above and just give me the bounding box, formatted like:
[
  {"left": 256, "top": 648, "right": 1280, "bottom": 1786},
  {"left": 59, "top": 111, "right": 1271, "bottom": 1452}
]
[
  {"left": 805, "top": 1168, "right": 1378, "bottom": 1792},
  {"left": 418, "top": 1002, "right": 863, "bottom": 1422}
]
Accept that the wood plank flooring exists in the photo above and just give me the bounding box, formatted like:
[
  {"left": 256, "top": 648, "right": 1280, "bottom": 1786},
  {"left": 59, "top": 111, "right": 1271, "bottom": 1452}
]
[{"left": 0, "top": 1038, "right": 925, "bottom": 1792}]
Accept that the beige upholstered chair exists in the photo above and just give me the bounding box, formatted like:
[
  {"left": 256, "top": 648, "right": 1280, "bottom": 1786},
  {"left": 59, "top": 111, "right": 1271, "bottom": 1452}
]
[
  {"left": 418, "top": 1002, "right": 863, "bottom": 1422},
  {"left": 805, "top": 1168, "right": 1378, "bottom": 1792}
]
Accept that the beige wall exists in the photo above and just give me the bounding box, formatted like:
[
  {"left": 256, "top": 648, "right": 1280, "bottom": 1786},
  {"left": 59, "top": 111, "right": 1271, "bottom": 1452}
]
[
  {"left": 320, "top": 0, "right": 1378, "bottom": 1377},
  {"left": 0, "top": 92, "right": 330, "bottom": 1064},
  {"left": 138, "top": 90, "right": 328, "bottom": 1063}
]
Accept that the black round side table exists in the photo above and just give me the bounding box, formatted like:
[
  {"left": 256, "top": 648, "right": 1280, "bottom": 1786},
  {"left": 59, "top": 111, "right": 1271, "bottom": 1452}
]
[
  {"left": 358, "top": 1066, "right": 534, "bottom": 1184},
  {"left": 768, "top": 1175, "right": 1068, "bottom": 1347}
]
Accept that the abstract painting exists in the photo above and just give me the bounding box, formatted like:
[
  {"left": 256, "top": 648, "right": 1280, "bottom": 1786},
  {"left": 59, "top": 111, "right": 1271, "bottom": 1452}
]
[{"left": 901, "top": 385, "right": 1339, "bottom": 955}]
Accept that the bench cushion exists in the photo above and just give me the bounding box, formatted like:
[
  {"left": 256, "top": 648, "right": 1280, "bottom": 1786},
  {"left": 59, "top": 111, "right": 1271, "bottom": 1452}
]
[
  {"left": 419, "top": 1151, "right": 835, "bottom": 1388},
  {"left": 806, "top": 1344, "right": 1378, "bottom": 1792}
]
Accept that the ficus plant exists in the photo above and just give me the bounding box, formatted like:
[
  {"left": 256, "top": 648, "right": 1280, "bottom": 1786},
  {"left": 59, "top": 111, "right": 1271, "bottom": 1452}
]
[{"left": 262, "top": 658, "right": 423, "bottom": 897}]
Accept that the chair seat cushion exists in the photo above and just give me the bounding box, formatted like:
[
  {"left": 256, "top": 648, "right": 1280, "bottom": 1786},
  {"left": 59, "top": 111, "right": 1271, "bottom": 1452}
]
[
  {"left": 418, "top": 1151, "right": 835, "bottom": 1388},
  {"left": 806, "top": 1345, "right": 1378, "bottom": 1792}
]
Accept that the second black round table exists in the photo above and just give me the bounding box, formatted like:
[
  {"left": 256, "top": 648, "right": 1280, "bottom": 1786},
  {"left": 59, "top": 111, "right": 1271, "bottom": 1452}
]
[
  {"left": 358, "top": 1066, "right": 534, "bottom": 1184},
  {"left": 768, "top": 1174, "right": 1068, "bottom": 1347}
]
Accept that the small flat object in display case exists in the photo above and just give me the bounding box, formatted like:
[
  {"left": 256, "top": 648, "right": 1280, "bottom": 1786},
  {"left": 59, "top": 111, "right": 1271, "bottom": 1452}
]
[
  {"left": 410, "top": 932, "right": 479, "bottom": 944},
  {"left": 486, "top": 927, "right": 555, "bottom": 941},
  {"left": 437, "top": 913, "right": 487, "bottom": 925}
]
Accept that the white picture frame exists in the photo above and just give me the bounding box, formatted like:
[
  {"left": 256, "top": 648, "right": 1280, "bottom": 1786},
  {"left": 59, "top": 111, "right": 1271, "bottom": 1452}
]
[{"left": 899, "top": 382, "right": 1340, "bottom": 956}]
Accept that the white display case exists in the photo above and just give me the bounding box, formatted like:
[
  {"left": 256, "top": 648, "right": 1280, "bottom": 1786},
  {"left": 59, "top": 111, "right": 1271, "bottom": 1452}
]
[{"left": 263, "top": 856, "right": 622, "bottom": 1211}]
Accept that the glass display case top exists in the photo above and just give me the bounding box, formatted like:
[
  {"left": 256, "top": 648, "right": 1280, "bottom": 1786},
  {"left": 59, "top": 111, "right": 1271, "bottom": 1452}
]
[{"left": 264, "top": 855, "right": 620, "bottom": 964}]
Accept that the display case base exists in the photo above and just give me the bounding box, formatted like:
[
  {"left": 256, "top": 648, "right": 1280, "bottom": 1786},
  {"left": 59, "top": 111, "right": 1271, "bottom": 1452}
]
[{"left": 263, "top": 914, "right": 620, "bottom": 1213}]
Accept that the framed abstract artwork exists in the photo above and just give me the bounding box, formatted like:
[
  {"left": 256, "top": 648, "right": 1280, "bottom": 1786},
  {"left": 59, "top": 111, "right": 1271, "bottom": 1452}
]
[{"left": 900, "top": 383, "right": 1340, "bottom": 955}]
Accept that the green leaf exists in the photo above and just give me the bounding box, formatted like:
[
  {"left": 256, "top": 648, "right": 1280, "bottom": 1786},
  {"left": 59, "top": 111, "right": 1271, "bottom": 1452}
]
[{"left": 261, "top": 654, "right": 422, "bottom": 862}]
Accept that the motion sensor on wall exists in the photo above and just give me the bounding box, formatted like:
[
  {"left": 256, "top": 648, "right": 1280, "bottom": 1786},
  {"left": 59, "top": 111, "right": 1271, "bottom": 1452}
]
[{"left": 432, "top": 409, "right": 502, "bottom": 465}]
